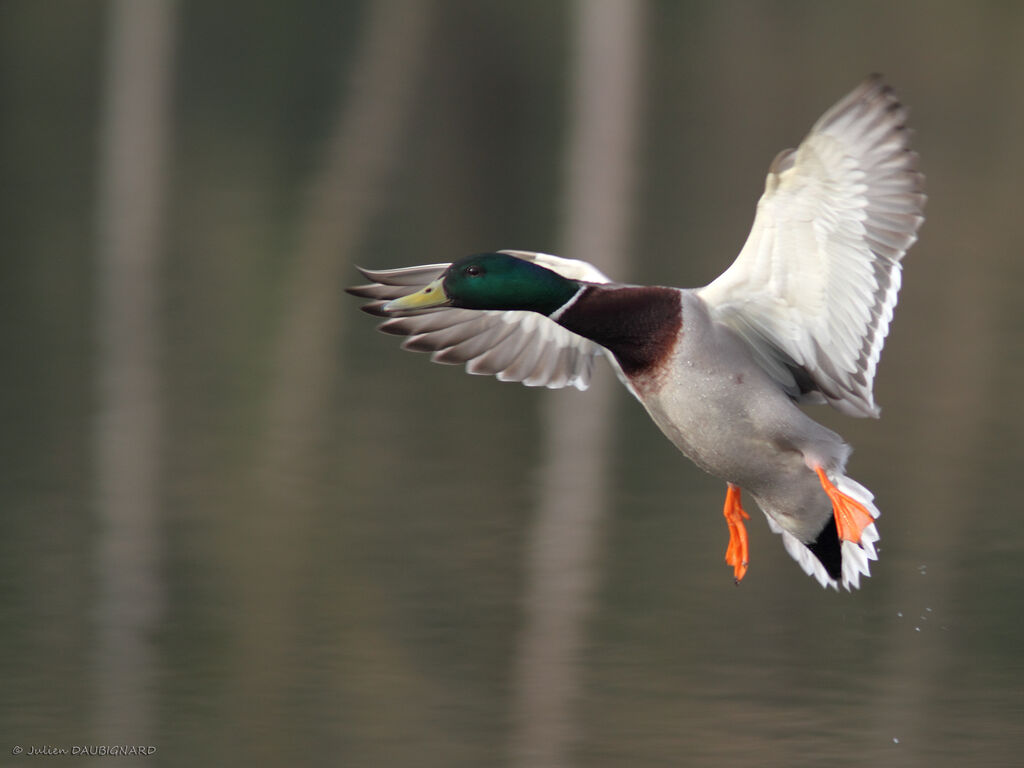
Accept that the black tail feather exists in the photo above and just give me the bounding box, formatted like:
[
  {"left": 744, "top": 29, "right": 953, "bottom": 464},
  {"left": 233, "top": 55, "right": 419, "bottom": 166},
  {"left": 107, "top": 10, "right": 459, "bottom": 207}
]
[{"left": 806, "top": 516, "right": 842, "bottom": 581}]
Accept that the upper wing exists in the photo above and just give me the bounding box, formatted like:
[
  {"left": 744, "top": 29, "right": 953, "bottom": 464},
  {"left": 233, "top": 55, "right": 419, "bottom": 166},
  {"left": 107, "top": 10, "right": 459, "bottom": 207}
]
[
  {"left": 347, "top": 251, "right": 612, "bottom": 390},
  {"left": 698, "top": 76, "right": 926, "bottom": 417}
]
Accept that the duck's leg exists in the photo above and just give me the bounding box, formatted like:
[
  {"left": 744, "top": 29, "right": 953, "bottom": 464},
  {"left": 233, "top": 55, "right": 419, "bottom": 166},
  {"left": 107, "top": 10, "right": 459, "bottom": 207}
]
[
  {"left": 722, "top": 483, "right": 750, "bottom": 583},
  {"left": 813, "top": 467, "right": 874, "bottom": 544}
]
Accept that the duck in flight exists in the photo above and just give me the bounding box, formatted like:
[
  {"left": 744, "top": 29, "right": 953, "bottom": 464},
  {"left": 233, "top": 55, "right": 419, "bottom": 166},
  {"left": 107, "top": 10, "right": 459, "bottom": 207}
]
[{"left": 348, "top": 75, "right": 925, "bottom": 590}]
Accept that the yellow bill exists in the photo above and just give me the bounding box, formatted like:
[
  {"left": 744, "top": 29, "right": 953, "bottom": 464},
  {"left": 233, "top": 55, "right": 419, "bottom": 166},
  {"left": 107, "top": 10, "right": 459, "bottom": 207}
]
[{"left": 383, "top": 277, "right": 451, "bottom": 312}]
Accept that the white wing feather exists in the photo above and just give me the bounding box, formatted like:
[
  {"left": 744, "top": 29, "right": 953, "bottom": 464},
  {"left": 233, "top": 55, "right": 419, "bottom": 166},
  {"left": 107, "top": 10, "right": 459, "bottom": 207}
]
[
  {"left": 698, "top": 76, "right": 926, "bottom": 417},
  {"left": 348, "top": 251, "right": 611, "bottom": 390}
]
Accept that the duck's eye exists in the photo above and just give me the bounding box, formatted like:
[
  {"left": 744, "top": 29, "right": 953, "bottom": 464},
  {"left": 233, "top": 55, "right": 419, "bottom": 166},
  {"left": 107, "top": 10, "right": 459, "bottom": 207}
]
[{"left": 464, "top": 265, "right": 484, "bottom": 277}]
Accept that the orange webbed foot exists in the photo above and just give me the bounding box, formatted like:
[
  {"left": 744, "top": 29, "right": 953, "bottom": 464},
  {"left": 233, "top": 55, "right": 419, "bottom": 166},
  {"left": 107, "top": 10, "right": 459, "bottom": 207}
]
[
  {"left": 814, "top": 467, "right": 875, "bottom": 544},
  {"left": 722, "top": 483, "right": 751, "bottom": 583}
]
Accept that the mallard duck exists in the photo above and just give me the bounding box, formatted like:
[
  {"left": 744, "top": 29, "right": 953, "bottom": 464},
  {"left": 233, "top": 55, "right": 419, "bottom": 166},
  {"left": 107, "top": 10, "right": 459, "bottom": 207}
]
[{"left": 348, "top": 75, "right": 925, "bottom": 590}]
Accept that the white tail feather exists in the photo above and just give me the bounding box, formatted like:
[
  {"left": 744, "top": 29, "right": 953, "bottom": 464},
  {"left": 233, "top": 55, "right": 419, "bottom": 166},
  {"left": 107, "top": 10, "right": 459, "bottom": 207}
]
[{"left": 766, "top": 475, "right": 880, "bottom": 590}]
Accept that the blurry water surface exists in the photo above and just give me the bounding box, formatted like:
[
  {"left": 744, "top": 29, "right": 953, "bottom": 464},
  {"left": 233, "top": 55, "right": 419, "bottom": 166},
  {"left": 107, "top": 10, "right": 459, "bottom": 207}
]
[{"left": 2, "top": 1, "right": 1024, "bottom": 766}]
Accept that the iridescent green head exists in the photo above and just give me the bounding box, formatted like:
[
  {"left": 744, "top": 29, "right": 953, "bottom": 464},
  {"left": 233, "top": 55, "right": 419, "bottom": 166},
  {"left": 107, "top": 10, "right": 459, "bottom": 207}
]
[{"left": 384, "top": 253, "right": 580, "bottom": 316}]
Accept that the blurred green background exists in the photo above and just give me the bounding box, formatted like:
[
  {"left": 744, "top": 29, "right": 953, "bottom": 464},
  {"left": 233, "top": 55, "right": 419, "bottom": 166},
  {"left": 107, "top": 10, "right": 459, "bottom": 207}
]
[{"left": 2, "top": 1, "right": 1023, "bottom": 766}]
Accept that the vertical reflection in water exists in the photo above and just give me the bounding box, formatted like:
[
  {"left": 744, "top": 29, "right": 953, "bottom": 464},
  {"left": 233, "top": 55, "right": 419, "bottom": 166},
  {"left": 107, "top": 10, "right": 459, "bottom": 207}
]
[
  {"left": 93, "top": 0, "right": 174, "bottom": 748},
  {"left": 263, "top": 0, "right": 432, "bottom": 470},
  {"left": 245, "top": 2, "right": 432, "bottom": 754},
  {"left": 512, "top": 2, "right": 644, "bottom": 766}
]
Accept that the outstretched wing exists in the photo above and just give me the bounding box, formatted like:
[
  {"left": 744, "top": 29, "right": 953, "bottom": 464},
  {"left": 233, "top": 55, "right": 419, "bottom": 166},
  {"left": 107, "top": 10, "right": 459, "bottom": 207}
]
[
  {"left": 347, "top": 251, "right": 611, "bottom": 390},
  {"left": 698, "top": 75, "right": 925, "bottom": 417}
]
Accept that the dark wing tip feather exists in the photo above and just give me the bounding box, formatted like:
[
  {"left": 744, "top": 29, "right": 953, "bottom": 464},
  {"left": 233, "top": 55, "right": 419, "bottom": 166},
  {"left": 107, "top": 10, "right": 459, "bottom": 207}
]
[
  {"left": 360, "top": 302, "right": 392, "bottom": 317},
  {"left": 346, "top": 283, "right": 388, "bottom": 299}
]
